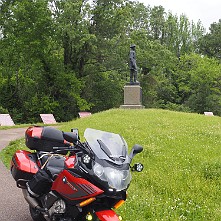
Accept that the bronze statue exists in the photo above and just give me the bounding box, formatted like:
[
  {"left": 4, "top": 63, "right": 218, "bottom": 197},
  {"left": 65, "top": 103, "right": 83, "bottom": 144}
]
[{"left": 129, "top": 44, "right": 138, "bottom": 84}]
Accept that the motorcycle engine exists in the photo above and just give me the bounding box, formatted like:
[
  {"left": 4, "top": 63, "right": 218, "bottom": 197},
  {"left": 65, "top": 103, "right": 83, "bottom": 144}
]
[{"left": 48, "top": 199, "right": 66, "bottom": 217}]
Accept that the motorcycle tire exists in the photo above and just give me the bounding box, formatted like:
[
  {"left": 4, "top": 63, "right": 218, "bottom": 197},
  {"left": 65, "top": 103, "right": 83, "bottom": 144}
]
[{"left": 29, "top": 205, "right": 46, "bottom": 221}]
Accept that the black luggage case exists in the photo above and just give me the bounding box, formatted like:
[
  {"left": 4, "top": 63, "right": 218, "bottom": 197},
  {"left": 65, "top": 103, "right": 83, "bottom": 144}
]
[{"left": 25, "top": 126, "right": 70, "bottom": 152}]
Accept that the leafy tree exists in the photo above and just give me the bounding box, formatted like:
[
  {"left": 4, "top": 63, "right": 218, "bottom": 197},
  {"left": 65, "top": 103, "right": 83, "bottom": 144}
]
[
  {"left": 127, "top": 1, "right": 150, "bottom": 32},
  {"left": 176, "top": 53, "right": 221, "bottom": 114},
  {"left": 199, "top": 19, "right": 221, "bottom": 60},
  {"left": 0, "top": 0, "right": 88, "bottom": 123},
  {"left": 149, "top": 6, "right": 166, "bottom": 41},
  {"left": 0, "top": 0, "right": 55, "bottom": 121},
  {"left": 50, "top": 0, "right": 95, "bottom": 76},
  {"left": 126, "top": 3, "right": 204, "bottom": 57},
  {"left": 79, "top": 0, "right": 130, "bottom": 111}
]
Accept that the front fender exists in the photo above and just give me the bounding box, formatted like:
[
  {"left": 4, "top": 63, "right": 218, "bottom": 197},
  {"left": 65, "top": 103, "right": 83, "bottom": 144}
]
[{"left": 95, "top": 210, "right": 120, "bottom": 221}]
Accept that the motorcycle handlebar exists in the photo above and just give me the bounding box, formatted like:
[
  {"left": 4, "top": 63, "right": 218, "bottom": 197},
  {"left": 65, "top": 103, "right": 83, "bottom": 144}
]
[
  {"left": 52, "top": 141, "right": 91, "bottom": 155},
  {"left": 52, "top": 146, "right": 75, "bottom": 151}
]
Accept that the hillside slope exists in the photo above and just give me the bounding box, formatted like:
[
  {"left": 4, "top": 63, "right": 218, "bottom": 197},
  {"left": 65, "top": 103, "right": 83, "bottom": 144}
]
[
  {"left": 2, "top": 108, "right": 221, "bottom": 220},
  {"left": 62, "top": 109, "right": 221, "bottom": 220}
]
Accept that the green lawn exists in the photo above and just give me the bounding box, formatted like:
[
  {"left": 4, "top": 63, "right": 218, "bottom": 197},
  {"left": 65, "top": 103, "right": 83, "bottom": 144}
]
[{"left": 2, "top": 108, "right": 221, "bottom": 220}]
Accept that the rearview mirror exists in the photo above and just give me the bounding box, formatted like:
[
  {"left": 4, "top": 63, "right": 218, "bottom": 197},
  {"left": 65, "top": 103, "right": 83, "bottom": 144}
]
[
  {"left": 71, "top": 128, "right": 80, "bottom": 140},
  {"left": 129, "top": 144, "right": 143, "bottom": 161},
  {"left": 132, "top": 144, "right": 143, "bottom": 154}
]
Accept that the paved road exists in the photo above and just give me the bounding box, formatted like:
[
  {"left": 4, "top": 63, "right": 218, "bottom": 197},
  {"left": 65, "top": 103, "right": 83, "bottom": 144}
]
[{"left": 0, "top": 128, "right": 32, "bottom": 221}]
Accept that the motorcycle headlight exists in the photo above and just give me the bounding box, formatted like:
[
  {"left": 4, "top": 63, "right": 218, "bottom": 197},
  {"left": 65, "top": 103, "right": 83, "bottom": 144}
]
[
  {"left": 93, "top": 162, "right": 104, "bottom": 177},
  {"left": 93, "top": 163, "right": 131, "bottom": 191}
]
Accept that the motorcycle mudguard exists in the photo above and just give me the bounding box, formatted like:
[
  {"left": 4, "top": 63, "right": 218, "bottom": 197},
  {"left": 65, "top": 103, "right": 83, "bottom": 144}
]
[{"left": 95, "top": 210, "right": 120, "bottom": 221}]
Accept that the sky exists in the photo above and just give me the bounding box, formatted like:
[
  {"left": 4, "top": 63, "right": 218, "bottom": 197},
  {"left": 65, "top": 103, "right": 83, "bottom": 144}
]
[{"left": 137, "top": 0, "right": 221, "bottom": 31}]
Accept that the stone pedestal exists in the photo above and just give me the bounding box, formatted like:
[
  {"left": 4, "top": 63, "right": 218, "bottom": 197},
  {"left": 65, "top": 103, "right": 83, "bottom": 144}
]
[{"left": 120, "top": 85, "right": 145, "bottom": 109}]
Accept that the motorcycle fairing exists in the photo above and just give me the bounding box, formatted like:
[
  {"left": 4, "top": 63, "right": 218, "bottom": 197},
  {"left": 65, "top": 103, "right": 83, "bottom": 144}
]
[
  {"left": 95, "top": 210, "right": 120, "bottom": 221},
  {"left": 52, "top": 169, "right": 104, "bottom": 201}
]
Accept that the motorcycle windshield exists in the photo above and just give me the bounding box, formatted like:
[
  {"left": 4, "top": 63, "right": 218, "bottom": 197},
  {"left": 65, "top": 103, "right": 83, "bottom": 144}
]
[{"left": 84, "top": 128, "right": 129, "bottom": 163}]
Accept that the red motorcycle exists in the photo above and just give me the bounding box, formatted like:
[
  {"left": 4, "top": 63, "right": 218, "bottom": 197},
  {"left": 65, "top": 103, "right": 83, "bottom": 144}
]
[{"left": 11, "top": 126, "right": 143, "bottom": 221}]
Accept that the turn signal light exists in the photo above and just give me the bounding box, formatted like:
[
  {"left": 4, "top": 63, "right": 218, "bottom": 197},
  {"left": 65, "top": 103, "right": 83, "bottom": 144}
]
[
  {"left": 114, "top": 200, "right": 125, "bottom": 209},
  {"left": 78, "top": 197, "right": 96, "bottom": 207}
]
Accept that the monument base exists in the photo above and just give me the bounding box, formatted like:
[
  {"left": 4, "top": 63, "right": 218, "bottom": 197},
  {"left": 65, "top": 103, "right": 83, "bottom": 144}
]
[
  {"left": 120, "top": 105, "right": 145, "bottom": 109},
  {"left": 120, "top": 84, "right": 145, "bottom": 109}
]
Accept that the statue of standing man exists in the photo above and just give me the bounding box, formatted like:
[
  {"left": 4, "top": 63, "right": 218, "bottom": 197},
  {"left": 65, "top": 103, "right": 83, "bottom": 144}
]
[{"left": 129, "top": 44, "right": 138, "bottom": 84}]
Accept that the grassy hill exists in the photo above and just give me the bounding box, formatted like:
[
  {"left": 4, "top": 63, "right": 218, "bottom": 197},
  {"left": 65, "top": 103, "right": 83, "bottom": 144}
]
[{"left": 2, "top": 108, "right": 221, "bottom": 220}]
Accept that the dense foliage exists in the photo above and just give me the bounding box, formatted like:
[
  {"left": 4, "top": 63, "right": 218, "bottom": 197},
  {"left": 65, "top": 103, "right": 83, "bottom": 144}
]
[{"left": 0, "top": 0, "right": 220, "bottom": 123}]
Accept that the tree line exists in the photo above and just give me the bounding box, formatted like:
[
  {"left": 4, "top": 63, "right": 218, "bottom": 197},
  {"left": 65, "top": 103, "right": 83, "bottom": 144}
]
[{"left": 0, "top": 0, "right": 221, "bottom": 123}]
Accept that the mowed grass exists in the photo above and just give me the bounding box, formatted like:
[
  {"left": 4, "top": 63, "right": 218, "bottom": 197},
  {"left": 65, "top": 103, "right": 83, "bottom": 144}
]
[{"left": 2, "top": 108, "right": 221, "bottom": 220}]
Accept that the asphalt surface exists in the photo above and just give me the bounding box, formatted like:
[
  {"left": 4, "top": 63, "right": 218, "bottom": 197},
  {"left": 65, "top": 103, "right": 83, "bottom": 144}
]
[{"left": 0, "top": 128, "right": 32, "bottom": 221}]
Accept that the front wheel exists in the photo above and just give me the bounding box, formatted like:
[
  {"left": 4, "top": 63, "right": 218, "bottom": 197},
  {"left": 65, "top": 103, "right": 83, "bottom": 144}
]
[{"left": 29, "top": 206, "right": 47, "bottom": 221}]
